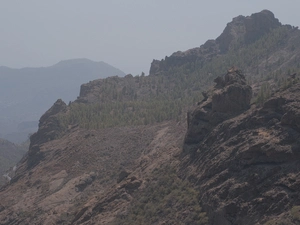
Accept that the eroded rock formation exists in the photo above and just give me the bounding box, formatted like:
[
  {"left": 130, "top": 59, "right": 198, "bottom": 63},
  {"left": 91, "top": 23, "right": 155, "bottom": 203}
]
[{"left": 185, "top": 67, "right": 252, "bottom": 145}]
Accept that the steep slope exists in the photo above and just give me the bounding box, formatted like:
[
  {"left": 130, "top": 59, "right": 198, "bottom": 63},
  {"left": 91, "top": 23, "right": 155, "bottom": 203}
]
[
  {"left": 0, "top": 58, "right": 125, "bottom": 143},
  {"left": 182, "top": 69, "right": 300, "bottom": 224},
  {"left": 0, "top": 104, "right": 188, "bottom": 224},
  {"left": 0, "top": 139, "right": 27, "bottom": 186}
]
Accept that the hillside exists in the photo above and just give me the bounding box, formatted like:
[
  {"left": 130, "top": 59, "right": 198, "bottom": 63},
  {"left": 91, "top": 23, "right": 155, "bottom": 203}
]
[
  {"left": 0, "top": 58, "right": 125, "bottom": 143},
  {"left": 0, "top": 10, "right": 300, "bottom": 225},
  {"left": 182, "top": 68, "right": 300, "bottom": 224},
  {"left": 0, "top": 139, "right": 27, "bottom": 186}
]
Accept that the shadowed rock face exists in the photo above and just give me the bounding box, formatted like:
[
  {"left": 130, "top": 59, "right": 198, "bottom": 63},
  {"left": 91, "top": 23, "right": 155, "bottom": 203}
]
[
  {"left": 185, "top": 68, "right": 252, "bottom": 145},
  {"left": 26, "top": 99, "right": 67, "bottom": 169},
  {"left": 182, "top": 80, "right": 300, "bottom": 224},
  {"left": 30, "top": 99, "right": 67, "bottom": 147}
]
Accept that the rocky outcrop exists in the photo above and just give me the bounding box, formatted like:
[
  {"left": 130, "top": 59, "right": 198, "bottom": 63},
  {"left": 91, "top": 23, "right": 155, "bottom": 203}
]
[
  {"left": 149, "top": 10, "right": 282, "bottom": 75},
  {"left": 117, "top": 169, "right": 131, "bottom": 183},
  {"left": 77, "top": 75, "right": 137, "bottom": 104},
  {"left": 30, "top": 99, "right": 67, "bottom": 146},
  {"left": 26, "top": 99, "right": 67, "bottom": 169},
  {"left": 216, "top": 10, "right": 281, "bottom": 53},
  {"left": 182, "top": 81, "right": 300, "bottom": 224},
  {"left": 185, "top": 68, "right": 252, "bottom": 145},
  {"left": 75, "top": 172, "right": 96, "bottom": 192},
  {"left": 117, "top": 176, "right": 142, "bottom": 193}
]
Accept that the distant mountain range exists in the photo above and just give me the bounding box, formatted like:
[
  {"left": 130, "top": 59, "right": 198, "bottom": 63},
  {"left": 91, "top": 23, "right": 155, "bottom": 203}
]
[{"left": 0, "top": 58, "right": 125, "bottom": 143}]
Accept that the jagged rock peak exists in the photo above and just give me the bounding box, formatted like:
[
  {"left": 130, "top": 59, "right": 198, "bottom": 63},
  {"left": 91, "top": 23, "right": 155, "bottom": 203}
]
[
  {"left": 39, "top": 99, "right": 67, "bottom": 126},
  {"left": 216, "top": 9, "right": 281, "bottom": 53},
  {"left": 30, "top": 99, "right": 67, "bottom": 149},
  {"left": 149, "top": 10, "right": 282, "bottom": 75},
  {"left": 213, "top": 66, "right": 246, "bottom": 89}
]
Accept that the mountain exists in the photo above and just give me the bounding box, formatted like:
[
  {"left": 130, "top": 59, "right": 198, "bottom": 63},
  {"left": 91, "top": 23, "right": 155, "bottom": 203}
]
[
  {"left": 0, "top": 58, "right": 125, "bottom": 143},
  {"left": 150, "top": 10, "right": 300, "bottom": 85},
  {"left": 0, "top": 10, "right": 300, "bottom": 225}
]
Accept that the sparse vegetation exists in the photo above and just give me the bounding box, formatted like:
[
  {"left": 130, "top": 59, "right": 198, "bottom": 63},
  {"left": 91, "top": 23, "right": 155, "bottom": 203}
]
[
  {"left": 256, "top": 82, "right": 272, "bottom": 106},
  {"left": 264, "top": 219, "right": 291, "bottom": 225},
  {"left": 291, "top": 205, "right": 300, "bottom": 221},
  {"left": 113, "top": 165, "right": 208, "bottom": 225},
  {"left": 0, "top": 139, "right": 28, "bottom": 186}
]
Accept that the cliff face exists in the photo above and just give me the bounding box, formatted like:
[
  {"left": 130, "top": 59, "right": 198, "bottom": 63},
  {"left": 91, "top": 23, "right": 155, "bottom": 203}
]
[{"left": 182, "top": 77, "right": 300, "bottom": 224}]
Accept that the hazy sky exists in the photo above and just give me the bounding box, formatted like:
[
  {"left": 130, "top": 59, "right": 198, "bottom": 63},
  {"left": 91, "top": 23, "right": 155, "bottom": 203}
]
[{"left": 1, "top": 1, "right": 299, "bottom": 75}]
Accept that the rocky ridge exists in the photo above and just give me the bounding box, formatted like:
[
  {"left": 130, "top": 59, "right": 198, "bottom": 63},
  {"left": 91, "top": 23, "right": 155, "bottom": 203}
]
[
  {"left": 216, "top": 10, "right": 281, "bottom": 53},
  {"left": 149, "top": 10, "right": 299, "bottom": 77}
]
